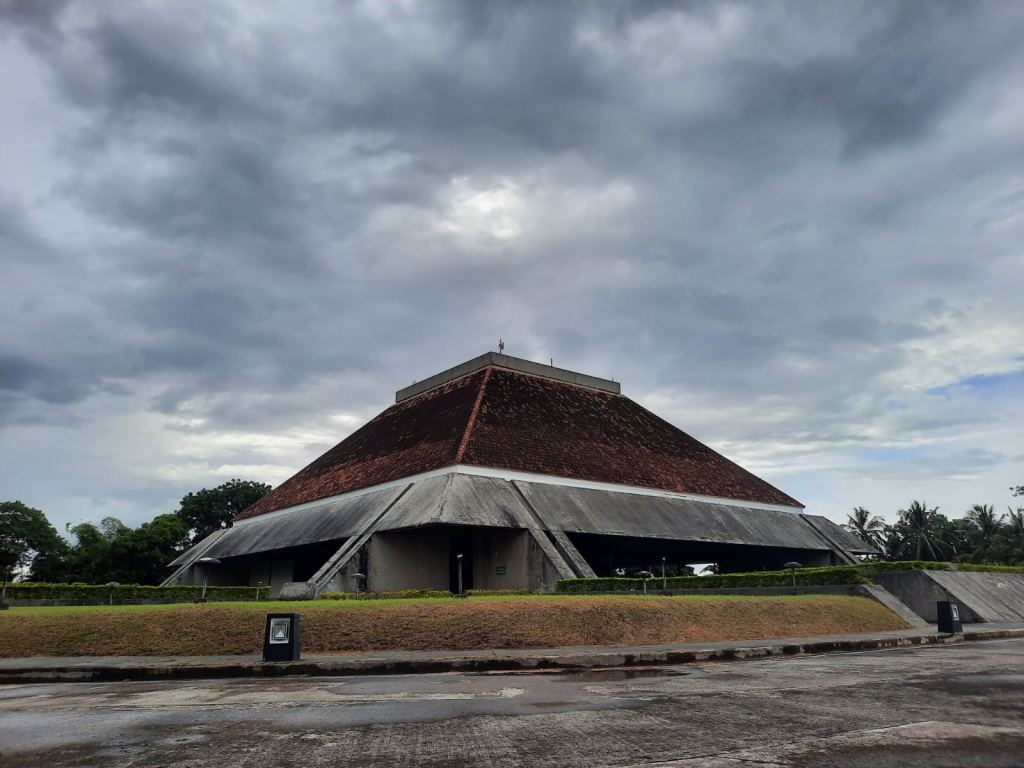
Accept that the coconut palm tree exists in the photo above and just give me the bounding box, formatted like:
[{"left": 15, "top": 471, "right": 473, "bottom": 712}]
[
  {"left": 966, "top": 504, "right": 1004, "bottom": 554},
  {"left": 896, "top": 501, "right": 948, "bottom": 561},
  {"left": 1007, "top": 508, "right": 1024, "bottom": 538},
  {"left": 1003, "top": 508, "right": 1024, "bottom": 563},
  {"left": 844, "top": 506, "right": 887, "bottom": 550},
  {"left": 879, "top": 526, "right": 905, "bottom": 561}
]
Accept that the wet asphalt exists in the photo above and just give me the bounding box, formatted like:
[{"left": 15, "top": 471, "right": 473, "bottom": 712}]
[{"left": 1, "top": 638, "right": 1023, "bottom": 767}]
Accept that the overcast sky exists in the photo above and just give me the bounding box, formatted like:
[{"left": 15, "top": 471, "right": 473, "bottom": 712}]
[{"left": 2, "top": 0, "right": 1022, "bottom": 535}]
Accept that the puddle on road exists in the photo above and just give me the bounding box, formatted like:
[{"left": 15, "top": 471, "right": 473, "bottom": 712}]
[{"left": 550, "top": 667, "right": 687, "bottom": 683}]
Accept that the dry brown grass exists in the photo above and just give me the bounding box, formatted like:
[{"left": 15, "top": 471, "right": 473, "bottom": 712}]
[{"left": 0, "top": 595, "right": 908, "bottom": 657}]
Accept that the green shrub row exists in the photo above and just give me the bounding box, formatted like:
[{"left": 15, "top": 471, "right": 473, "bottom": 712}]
[
  {"left": 952, "top": 563, "right": 1024, "bottom": 573},
  {"left": 4, "top": 582, "right": 260, "bottom": 601},
  {"left": 6, "top": 583, "right": 537, "bottom": 603},
  {"left": 555, "top": 560, "right": 1024, "bottom": 593},
  {"left": 855, "top": 561, "right": 1024, "bottom": 574},
  {"left": 318, "top": 588, "right": 533, "bottom": 600},
  {"left": 854, "top": 560, "right": 958, "bottom": 573},
  {"left": 557, "top": 565, "right": 870, "bottom": 592}
]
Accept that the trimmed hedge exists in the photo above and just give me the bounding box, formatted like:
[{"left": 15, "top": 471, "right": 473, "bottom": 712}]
[
  {"left": 556, "top": 560, "right": 1024, "bottom": 593},
  {"left": 953, "top": 563, "right": 1024, "bottom": 573},
  {"left": 4, "top": 582, "right": 259, "bottom": 602},
  {"left": 9, "top": 561, "right": 1023, "bottom": 603},
  {"left": 853, "top": 561, "right": 950, "bottom": 574},
  {"left": 319, "top": 588, "right": 533, "bottom": 600},
  {"left": 856, "top": 561, "right": 1024, "bottom": 575},
  {"left": 557, "top": 565, "right": 870, "bottom": 593}
]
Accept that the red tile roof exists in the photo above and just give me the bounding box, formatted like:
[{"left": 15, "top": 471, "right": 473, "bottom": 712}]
[{"left": 236, "top": 364, "right": 802, "bottom": 520}]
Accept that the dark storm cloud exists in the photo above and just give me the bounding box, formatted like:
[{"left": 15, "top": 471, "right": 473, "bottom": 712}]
[
  {"left": 0, "top": 353, "right": 84, "bottom": 405},
  {"left": 1, "top": 0, "right": 1022, "bottom": 526},
  {"left": 698, "top": 3, "right": 1018, "bottom": 158}
]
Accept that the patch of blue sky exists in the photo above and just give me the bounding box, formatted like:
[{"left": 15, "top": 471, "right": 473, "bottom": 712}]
[{"left": 926, "top": 368, "right": 1024, "bottom": 399}]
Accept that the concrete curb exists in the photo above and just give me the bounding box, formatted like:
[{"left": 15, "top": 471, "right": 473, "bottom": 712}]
[{"left": 3, "top": 627, "right": 1023, "bottom": 684}]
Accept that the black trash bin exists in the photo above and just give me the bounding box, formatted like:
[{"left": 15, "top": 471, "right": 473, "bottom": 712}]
[
  {"left": 263, "top": 613, "right": 301, "bottom": 662},
  {"left": 936, "top": 600, "right": 962, "bottom": 634}
]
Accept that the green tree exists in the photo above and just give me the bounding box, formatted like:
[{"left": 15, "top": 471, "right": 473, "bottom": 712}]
[
  {"left": 36, "top": 513, "right": 192, "bottom": 585},
  {"left": 942, "top": 516, "right": 977, "bottom": 561},
  {"left": 991, "top": 507, "right": 1024, "bottom": 565},
  {"left": 879, "top": 526, "right": 905, "bottom": 561},
  {"left": 106, "top": 514, "right": 190, "bottom": 584},
  {"left": 175, "top": 479, "right": 271, "bottom": 545},
  {"left": 893, "top": 501, "right": 949, "bottom": 560},
  {"left": 54, "top": 520, "right": 119, "bottom": 583},
  {"left": 844, "top": 506, "right": 887, "bottom": 550},
  {"left": 965, "top": 503, "right": 1005, "bottom": 562},
  {"left": 0, "top": 501, "right": 66, "bottom": 601},
  {"left": 1008, "top": 508, "right": 1024, "bottom": 539}
]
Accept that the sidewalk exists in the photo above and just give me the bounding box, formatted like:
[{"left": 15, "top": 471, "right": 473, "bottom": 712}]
[{"left": 3, "top": 623, "right": 1023, "bottom": 683}]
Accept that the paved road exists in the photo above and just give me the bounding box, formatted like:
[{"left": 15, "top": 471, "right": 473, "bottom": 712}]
[{"left": 1, "top": 638, "right": 1023, "bottom": 767}]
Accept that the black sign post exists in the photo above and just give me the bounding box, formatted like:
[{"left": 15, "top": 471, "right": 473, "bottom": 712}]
[
  {"left": 936, "top": 601, "right": 962, "bottom": 634},
  {"left": 263, "top": 613, "right": 301, "bottom": 662}
]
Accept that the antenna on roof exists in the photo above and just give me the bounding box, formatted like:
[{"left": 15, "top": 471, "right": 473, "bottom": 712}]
[{"left": 498, "top": 338, "right": 504, "bottom": 354}]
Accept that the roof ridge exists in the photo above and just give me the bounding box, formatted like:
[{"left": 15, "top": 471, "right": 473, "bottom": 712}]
[
  {"left": 489, "top": 363, "right": 624, "bottom": 397},
  {"left": 455, "top": 365, "right": 492, "bottom": 463}
]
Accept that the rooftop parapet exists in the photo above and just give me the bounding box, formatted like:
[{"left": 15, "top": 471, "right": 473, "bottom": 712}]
[{"left": 396, "top": 352, "right": 621, "bottom": 402}]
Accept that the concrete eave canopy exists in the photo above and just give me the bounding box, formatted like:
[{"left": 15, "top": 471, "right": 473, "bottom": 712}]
[{"left": 180, "top": 472, "right": 859, "bottom": 561}]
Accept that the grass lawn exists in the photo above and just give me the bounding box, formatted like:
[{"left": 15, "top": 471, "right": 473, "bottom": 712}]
[
  {"left": 4, "top": 592, "right": 829, "bottom": 614},
  {"left": 4, "top": 593, "right": 571, "bottom": 614},
  {"left": 0, "top": 594, "right": 909, "bottom": 657}
]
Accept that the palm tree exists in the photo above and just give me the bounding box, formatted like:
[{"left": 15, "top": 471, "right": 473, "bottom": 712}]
[
  {"left": 1007, "top": 508, "right": 1024, "bottom": 538},
  {"left": 844, "top": 507, "right": 886, "bottom": 550},
  {"left": 897, "top": 501, "right": 947, "bottom": 561},
  {"left": 879, "top": 527, "right": 905, "bottom": 561},
  {"left": 966, "top": 504, "right": 1004, "bottom": 554}
]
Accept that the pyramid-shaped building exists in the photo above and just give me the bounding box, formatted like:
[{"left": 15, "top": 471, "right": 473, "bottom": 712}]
[{"left": 166, "top": 353, "right": 870, "bottom": 595}]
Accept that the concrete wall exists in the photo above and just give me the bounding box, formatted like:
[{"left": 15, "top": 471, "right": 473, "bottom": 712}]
[
  {"left": 527, "top": 534, "right": 563, "bottom": 592},
  {"left": 472, "top": 529, "right": 529, "bottom": 590},
  {"left": 872, "top": 570, "right": 980, "bottom": 623},
  {"left": 179, "top": 559, "right": 249, "bottom": 588},
  {"left": 245, "top": 558, "right": 294, "bottom": 597},
  {"left": 921, "top": 570, "right": 1024, "bottom": 622},
  {"left": 171, "top": 556, "right": 295, "bottom": 597},
  {"left": 367, "top": 530, "right": 450, "bottom": 591}
]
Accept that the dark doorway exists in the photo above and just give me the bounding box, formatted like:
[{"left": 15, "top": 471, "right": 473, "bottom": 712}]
[{"left": 449, "top": 531, "right": 475, "bottom": 593}]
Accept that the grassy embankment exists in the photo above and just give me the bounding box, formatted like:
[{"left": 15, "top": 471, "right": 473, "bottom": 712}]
[{"left": 0, "top": 594, "right": 908, "bottom": 657}]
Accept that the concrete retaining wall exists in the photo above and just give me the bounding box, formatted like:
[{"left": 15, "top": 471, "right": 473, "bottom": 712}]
[
  {"left": 924, "top": 570, "right": 1024, "bottom": 622},
  {"left": 872, "top": 569, "right": 1024, "bottom": 623},
  {"left": 871, "top": 571, "right": 970, "bottom": 623}
]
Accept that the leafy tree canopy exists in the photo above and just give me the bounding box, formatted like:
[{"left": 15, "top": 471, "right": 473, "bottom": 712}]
[
  {"left": 0, "top": 500, "right": 66, "bottom": 584},
  {"left": 39, "top": 513, "right": 191, "bottom": 585},
  {"left": 175, "top": 479, "right": 272, "bottom": 545},
  {"left": 106, "top": 514, "right": 190, "bottom": 584}
]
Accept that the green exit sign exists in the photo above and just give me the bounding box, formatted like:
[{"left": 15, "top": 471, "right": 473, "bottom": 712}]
[{"left": 495, "top": 566, "right": 507, "bottom": 575}]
